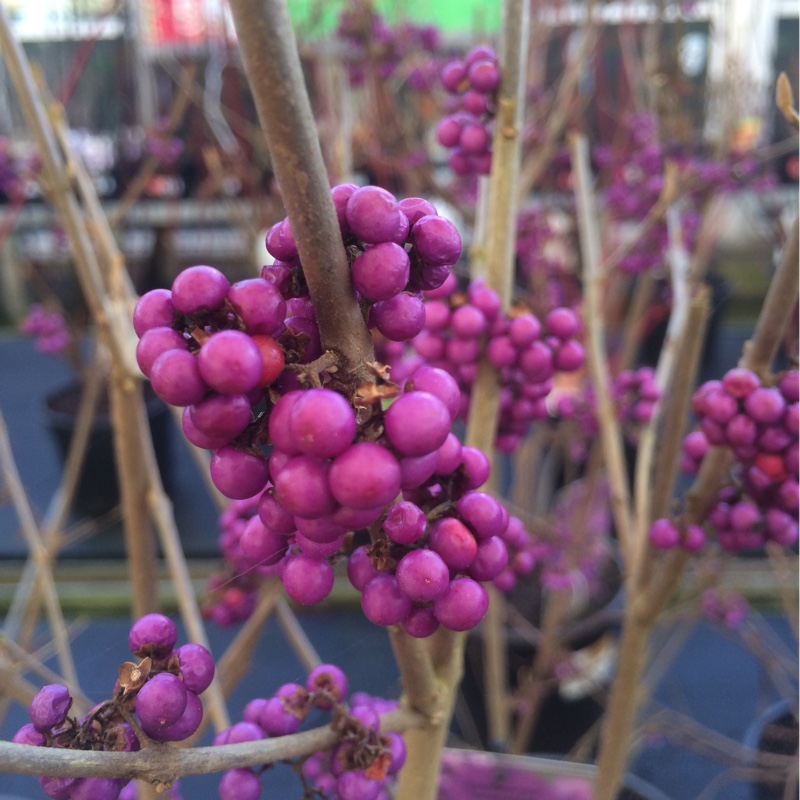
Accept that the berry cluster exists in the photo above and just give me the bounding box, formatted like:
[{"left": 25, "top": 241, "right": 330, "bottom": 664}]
[
  {"left": 14, "top": 614, "right": 215, "bottom": 800},
  {"left": 215, "top": 664, "right": 405, "bottom": 800},
  {"left": 134, "top": 263, "right": 286, "bottom": 499},
  {"left": 700, "top": 588, "right": 749, "bottom": 630},
  {"left": 269, "top": 184, "right": 462, "bottom": 340},
  {"left": 412, "top": 279, "right": 585, "bottom": 452},
  {"left": 336, "top": 8, "right": 442, "bottom": 90},
  {"left": 595, "top": 113, "right": 776, "bottom": 274},
  {"left": 246, "top": 371, "right": 499, "bottom": 625},
  {"left": 436, "top": 46, "right": 500, "bottom": 177},
  {"left": 515, "top": 204, "right": 581, "bottom": 320},
  {"left": 133, "top": 183, "right": 462, "bottom": 503},
  {"left": 650, "top": 368, "right": 798, "bottom": 553},
  {"left": 647, "top": 517, "right": 707, "bottom": 552},
  {"left": 203, "top": 495, "right": 271, "bottom": 627},
  {"left": 198, "top": 369, "right": 538, "bottom": 632},
  {"left": 19, "top": 303, "right": 72, "bottom": 355},
  {"left": 349, "top": 483, "right": 529, "bottom": 635},
  {"left": 556, "top": 367, "right": 661, "bottom": 460}
]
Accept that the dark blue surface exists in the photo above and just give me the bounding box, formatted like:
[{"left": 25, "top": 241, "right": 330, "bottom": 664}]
[
  {"left": 634, "top": 614, "right": 796, "bottom": 800},
  {"left": 0, "top": 333, "right": 220, "bottom": 559},
  {"left": 0, "top": 610, "right": 794, "bottom": 799},
  {"left": 0, "top": 328, "right": 796, "bottom": 799}
]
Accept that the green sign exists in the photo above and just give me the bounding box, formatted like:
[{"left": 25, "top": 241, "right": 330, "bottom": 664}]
[{"left": 288, "top": 0, "right": 501, "bottom": 38}]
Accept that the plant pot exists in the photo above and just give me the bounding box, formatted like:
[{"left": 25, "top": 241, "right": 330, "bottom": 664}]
[
  {"left": 456, "top": 556, "right": 622, "bottom": 755},
  {"left": 438, "top": 749, "right": 673, "bottom": 800},
  {"left": 743, "top": 700, "right": 799, "bottom": 800},
  {"left": 44, "top": 382, "right": 173, "bottom": 518}
]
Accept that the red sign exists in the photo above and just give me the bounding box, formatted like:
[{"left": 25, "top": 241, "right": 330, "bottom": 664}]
[{"left": 141, "top": 0, "right": 232, "bottom": 48}]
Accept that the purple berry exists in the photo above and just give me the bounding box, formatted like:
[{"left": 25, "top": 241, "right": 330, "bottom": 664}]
[
  {"left": 649, "top": 518, "right": 680, "bottom": 549},
  {"left": 135, "top": 672, "right": 187, "bottom": 730},
  {"left": 133, "top": 289, "right": 175, "bottom": 337},
  {"left": 396, "top": 549, "right": 450, "bottom": 602},
  {"left": 150, "top": 349, "right": 207, "bottom": 407},
  {"left": 289, "top": 388, "right": 357, "bottom": 459},
  {"left": 433, "top": 577, "right": 489, "bottom": 631},
  {"left": 282, "top": 555, "right": 334, "bottom": 605},
  {"left": 219, "top": 768, "right": 261, "bottom": 800},
  {"left": 384, "top": 391, "right": 451, "bottom": 457},
  {"left": 361, "top": 574, "right": 413, "bottom": 626},
  {"left": 346, "top": 186, "right": 409, "bottom": 245},
  {"left": 372, "top": 292, "right": 426, "bottom": 341},
  {"left": 29, "top": 684, "right": 72, "bottom": 732},
  {"left": 198, "top": 330, "right": 263, "bottom": 396},
  {"left": 171, "top": 265, "right": 229, "bottom": 314},
  {"left": 410, "top": 215, "right": 462, "bottom": 266},
  {"left": 210, "top": 446, "right": 270, "bottom": 500},
  {"left": 352, "top": 241, "right": 411, "bottom": 302},
  {"left": 307, "top": 663, "right": 349, "bottom": 707},
  {"left": 274, "top": 455, "right": 338, "bottom": 519},
  {"left": 129, "top": 613, "right": 178, "bottom": 656},
  {"left": 176, "top": 643, "right": 216, "bottom": 694},
  {"left": 329, "top": 443, "right": 401, "bottom": 510}
]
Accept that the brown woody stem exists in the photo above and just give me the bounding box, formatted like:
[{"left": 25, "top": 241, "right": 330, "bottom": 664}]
[{"left": 228, "top": 0, "right": 374, "bottom": 382}]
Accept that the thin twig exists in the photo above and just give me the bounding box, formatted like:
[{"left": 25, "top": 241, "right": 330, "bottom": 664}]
[
  {"left": 275, "top": 599, "right": 323, "bottom": 674},
  {"left": 570, "top": 132, "right": 635, "bottom": 564},
  {"left": 763, "top": 543, "right": 798, "bottom": 641},
  {"left": 517, "top": 1, "right": 597, "bottom": 201},
  {"left": 461, "top": 0, "right": 531, "bottom": 762},
  {"left": 3, "top": 342, "right": 103, "bottom": 641},
  {"left": 109, "top": 63, "right": 198, "bottom": 229},
  {"left": 0, "top": 410, "right": 79, "bottom": 691},
  {"left": 216, "top": 582, "right": 284, "bottom": 698},
  {"left": 0, "top": 636, "right": 94, "bottom": 713}
]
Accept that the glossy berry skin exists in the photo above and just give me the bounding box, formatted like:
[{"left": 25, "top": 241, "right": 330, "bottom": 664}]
[
  {"left": 328, "top": 443, "right": 402, "bottom": 510},
  {"left": 259, "top": 696, "right": 303, "bottom": 736},
  {"left": 649, "top": 518, "right": 680, "bottom": 549},
  {"left": 128, "top": 613, "right": 178, "bottom": 657},
  {"left": 210, "top": 447, "right": 270, "bottom": 501},
  {"left": 150, "top": 349, "right": 207, "bottom": 407},
  {"left": 133, "top": 288, "right": 175, "bottom": 337},
  {"left": 219, "top": 768, "right": 261, "bottom": 800},
  {"left": 384, "top": 391, "right": 451, "bottom": 457},
  {"left": 289, "top": 388, "right": 357, "bottom": 459},
  {"left": 396, "top": 549, "right": 450, "bottom": 602},
  {"left": 171, "top": 265, "right": 229, "bottom": 314},
  {"left": 433, "top": 577, "right": 489, "bottom": 631},
  {"left": 361, "top": 574, "right": 413, "bottom": 627},
  {"left": 282, "top": 555, "right": 334, "bottom": 605},
  {"left": 135, "top": 672, "right": 187, "bottom": 730},
  {"left": 143, "top": 691, "right": 203, "bottom": 742},
  {"left": 29, "top": 684, "right": 72, "bottom": 732},
  {"left": 197, "top": 330, "right": 263, "bottom": 396},
  {"left": 175, "top": 643, "right": 216, "bottom": 694}
]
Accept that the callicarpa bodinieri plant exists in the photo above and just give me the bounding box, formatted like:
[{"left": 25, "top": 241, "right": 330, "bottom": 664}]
[{"left": 0, "top": 1, "right": 796, "bottom": 800}]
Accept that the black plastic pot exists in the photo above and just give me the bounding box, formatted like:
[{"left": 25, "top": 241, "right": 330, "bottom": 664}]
[
  {"left": 455, "top": 557, "right": 622, "bottom": 755},
  {"left": 44, "top": 382, "right": 173, "bottom": 518},
  {"left": 743, "top": 700, "right": 798, "bottom": 800}
]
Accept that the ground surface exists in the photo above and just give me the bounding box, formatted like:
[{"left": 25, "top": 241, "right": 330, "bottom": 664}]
[{"left": 0, "top": 328, "right": 796, "bottom": 799}]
